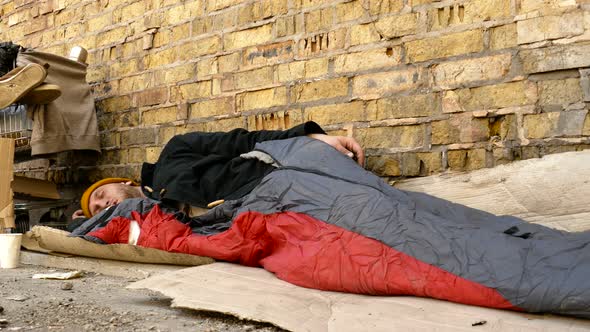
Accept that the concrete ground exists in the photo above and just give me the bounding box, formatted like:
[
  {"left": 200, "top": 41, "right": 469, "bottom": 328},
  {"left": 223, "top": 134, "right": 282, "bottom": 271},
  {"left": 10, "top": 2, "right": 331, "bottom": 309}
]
[{"left": 0, "top": 253, "right": 283, "bottom": 332}]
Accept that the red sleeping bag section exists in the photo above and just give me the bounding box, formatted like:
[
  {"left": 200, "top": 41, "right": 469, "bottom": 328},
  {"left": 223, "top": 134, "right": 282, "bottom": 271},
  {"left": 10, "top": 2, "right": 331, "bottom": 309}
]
[{"left": 88, "top": 205, "right": 518, "bottom": 310}]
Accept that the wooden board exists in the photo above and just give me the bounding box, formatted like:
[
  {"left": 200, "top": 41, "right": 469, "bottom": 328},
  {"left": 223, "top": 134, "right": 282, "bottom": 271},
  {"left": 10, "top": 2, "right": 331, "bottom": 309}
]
[
  {"left": 129, "top": 263, "right": 590, "bottom": 332},
  {"left": 395, "top": 150, "right": 590, "bottom": 232},
  {"left": 0, "top": 138, "right": 15, "bottom": 230}
]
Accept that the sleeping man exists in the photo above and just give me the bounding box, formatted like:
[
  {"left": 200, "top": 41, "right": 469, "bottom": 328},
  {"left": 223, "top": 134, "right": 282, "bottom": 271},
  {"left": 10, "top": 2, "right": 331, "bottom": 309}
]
[{"left": 70, "top": 121, "right": 590, "bottom": 319}]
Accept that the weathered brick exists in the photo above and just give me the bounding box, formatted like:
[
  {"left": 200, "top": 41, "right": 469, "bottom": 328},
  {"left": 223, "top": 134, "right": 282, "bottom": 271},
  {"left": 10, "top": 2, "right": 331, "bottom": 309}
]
[
  {"left": 87, "top": 67, "right": 107, "bottom": 83},
  {"left": 376, "top": 93, "right": 440, "bottom": 119},
  {"left": 375, "top": 13, "right": 418, "bottom": 38},
  {"left": 304, "top": 58, "right": 329, "bottom": 78},
  {"left": 117, "top": 1, "right": 145, "bottom": 23},
  {"left": 489, "top": 114, "right": 518, "bottom": 140},
  {"left": 177, "top": 36, "right": 220, "bottom": 61},
  {"left": 119, "top": 74, "right": 151, "bottom": 94},
  {"left": 292, "top": 77, "right": 348, "bottom": 103},
  {"left": 218, "top": 52, "right": 241, "bottom": 73},
  {"left": 97, "top": 27, "right": 127, "bottom": 47},
  {"left": 96, "top": 96, "right": 132, "bottom": 113},
  {"left": 442, "top": 81, "right": 537, "bottom": 113},
  {"left": 431, "top": 115, "right": 489, "bottom": 144},
  {"left": 247, "top": 109, "right": 303, "bottom": 130},
  {"left": 134, "top": 87, "right": 168, "bottom": 107},
  {"left": 305, "top": 101, "right": 375, "bottom": 125},
  {"left": 350, "top": 24, "right": 381, "bottom": 46},
  {"left": 121, "top": 128, "right": 156, "bottom": 146},
  {"left": 109, "top": 59, "right": 139, "bottom": 78},
  {"left": 334, "top": 47, "right": 402, "bottom": 73},
  {"left": 192, "top": 16, "right": 213, "bottom": 35},
  {"left": 538, "top": 78, "right": 583, "bottom": 107},
  {"left": 367, "top": 0, "right": 403, "bottom": 15},
  {"left": 520, "top": 43, "right": 590, "bottom": 74},
  {"left": 165, "top": 1, "right": 204, "bottom": 25},
  {"left": 127, "top": 147, "right": 146, "bottom": 163},
  {"left": 355, "top": 125, "right": 425, "bottom": 149},
  {"left": 367, "top": 155, "right": 401, "bottom": 176},
  {"left": 171, "top": 81, "right": 212, "bottom": 101},
  {"left": 142, "top": 106, "right": 178, "bottom": 125},
  {"left": 146, "top": 146, "right": 162, "bottom": 163},
  {"left": 238, "top": 0, "right": 287, "bottom": 25},
  {"left": 517, "top": 11, "right": 584, "bottom": 44},
  {"left": 336, "top": 1, "right": 365, "bottom": 22},
  {"left": 238, "top": 87, "right": 287, "bottom": 111},
  {"left": 232, "top": 67, "right": 274, "bottom": 90},
  {"left": 276, "top": 15, "right": 296, "bottom": 37},
  {"left": 224, "top": 24, "right": 273, "bottom": 50},
  {"left": 159, "top": 63, "right": 197, "bottom": 84},
  {"left": 406, "top": 30, "right": 484, "bottom": 62},
  {"left": 171, "top": 23, "right": 191, "bottom": 41},
  {"left": 87, "top": 13, "right": 111, "bottom": 32},
  {"left": 429, "top": 0, "right": 510, "bottom": 30},
  {"left": 196, "top": 58, "right": 218, "bottom": 78},
  {"left": 158, "top": 126, "right": 178, "bottom": 145},
  {"left": 212, "top": 9, "right": 238, "bottom": 31},
  {"left": 490, "top": 24, "right": 517, "bottom": 50},
  {"left": 402, "top": 152, "right": 443, "bottom": 176},
  {"left": 293, "top": 0, "right": 325, "bottom": 9},
  {"left": 144, "top": 48, "right": 176, "bottom": 69},
  {"left": 202, "top": 117, "right": 245, "bottom": 132},
  {"left": 190, "top": 97, "right": 234, "bottom": 119},
  {"left": 519, "top": 0, "right": 578, "bottom": 14},
  {"left": 277, "top": 61, "right": 305, "bottom": 82},
  {"left": 524, "top": 110, "right": 588, "bottom": 138},
  {"left": 432, "top": 53, "right": 512, "bottom": 89},
  {"left": 100, "top": 132, "right": 121, "bottom": 149},
  {"left": 584, "top": 113, "right": 590, "bottom": 135},
  {"left": 353, "top": 67, "right": 427, "bottom": 100},
  {"left": 448, "top": 149, "right": 486, "bottom": 171},
  {"left": 242, "top": 41, "right": 294, "bottom": 68},
  {"left": 208, "top": 0, "right": 242, "bottom": 11},
  {"left": 305, "top": 7, "right": 333, "bottom": 32}
]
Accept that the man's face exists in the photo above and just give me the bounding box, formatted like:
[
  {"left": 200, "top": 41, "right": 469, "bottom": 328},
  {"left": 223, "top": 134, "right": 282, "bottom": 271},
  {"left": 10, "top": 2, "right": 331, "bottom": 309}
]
[{"left": 88, "top": 183, "right": 141, "bottom": 216}]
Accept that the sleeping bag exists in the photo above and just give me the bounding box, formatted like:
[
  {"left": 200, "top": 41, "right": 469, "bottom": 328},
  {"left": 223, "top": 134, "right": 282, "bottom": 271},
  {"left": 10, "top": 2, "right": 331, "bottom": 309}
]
[{"left": 74, "top": 137, "right": 590, "bottom": 318}]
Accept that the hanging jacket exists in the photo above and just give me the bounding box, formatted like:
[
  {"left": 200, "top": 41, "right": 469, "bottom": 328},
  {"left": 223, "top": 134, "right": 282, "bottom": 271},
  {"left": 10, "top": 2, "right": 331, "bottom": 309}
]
[{"left": 140, "top": 121, "right": 325, "bottom": 208}]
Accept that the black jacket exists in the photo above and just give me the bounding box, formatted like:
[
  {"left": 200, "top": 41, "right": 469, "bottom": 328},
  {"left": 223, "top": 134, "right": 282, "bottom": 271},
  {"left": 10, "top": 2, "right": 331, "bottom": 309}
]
[{"left": 140, "top": 122, "right": 325, "bottom": 208}]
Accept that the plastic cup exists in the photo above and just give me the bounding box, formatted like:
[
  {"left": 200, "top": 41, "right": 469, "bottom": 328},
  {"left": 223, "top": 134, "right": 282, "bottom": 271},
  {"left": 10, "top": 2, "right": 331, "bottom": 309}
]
[{"left": 0, "top": 233, "right": 23, "bottom": 268}]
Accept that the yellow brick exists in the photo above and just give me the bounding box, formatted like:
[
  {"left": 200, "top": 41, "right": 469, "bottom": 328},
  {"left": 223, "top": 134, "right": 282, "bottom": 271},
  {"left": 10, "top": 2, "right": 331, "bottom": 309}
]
[
  {"left": 293, "top": 77, "right": 348, "bottom": 103},
  {"left": 305, "top": 7, "right": 333, "bottom": 32},
  {"left": 142, "top": 106, "right": 178, "bottom": 125},
  {"left": 233, "top": 67, "right": 274, "bottom": 90},
  {"left": 87, "top": 13, "right": 111, "bottom": 32},
  {"left": 277, "top": 61, "right": 305, "bottom": 82},
  {"left": 144, "top": 48, "right": 176, "bottom": 69},
  {"left": 146, "top": 147, "right": 162, "bottom": 163},
  {"left": 367, "top": 0, "right": 403, "bottom": 15},
  {"left": 172, "top": 81, "right": 212, "bottom": 101},
  {"left": 444, "top": 81, "right": 537, "bottom": 112},
  {"left": 97, "top": 96, "right": 132, "bottom": 113},
  {"left": 336, "top": 1, "right": 365, "bottom": 23},
  {"left": 203, "top": 117, "right": 245, "bottom": 132},
  {"left": 355, "top": 125, "right": 425, "bottom": 149},
  {"left": 87, "top": 67, "right": 107, "bottom": 83},
  {"left": 238, "top": 0, "right": 287, "bottom": 25},
  {"left": 192, "top": 16, "right": 213, "bottom": 35},
  {"left": 218, "top": 52, "right": 241, "bottom": 73},
  {"left": 304, "top": 57, "right": 329, "bottom": 78},
  {"left": 248, "top": 109, "right": 303, "bottom": 130},
  {"left": 197, "top": 58, "right": 218, "bottom": 78},
  {"left": 353, "top": 67, "right": 427, "bottom": 99},
  {"left": 406, "top": 30, "right": 484, "bottom": 62},
  {"left": 448, "top": 149, "right": 486, "bottom": 171},
  {"left": 376, "top": 94, "right": 440, "bottom": 119},
  {"left": 294, "top": 0, "right": 325, "bottom": 9},
  {"left": 109, "top": 59, "right": 139, "bottom": 78},
  {"left": 159, "top": 63, "right": 197, "bottom": 84},
  {"left": 242, "top": 41, "right": 294, "bottom": 68},
  {"left": 117, "top": 1, "right": 144, "bottom": 23},
  {"left": 208, "top": 0, "right": 243, "bottom": 11},
  {"left": 166, "top": 1, "right": 204, "bottom": 25},
  {"left": 171, "top": 23, "right": 191, "bottom": 41},
  {"left": 177, "top": 36, "right": 220, "bottom": 60},
  {"left": 158, "top": 126, "right": 178, "bottom": 145},
  {"left": 97, "top": 26, "right": 127, "bottom": 47},
  {"left": 119, "top": 74, "right": 150, "bottom": 94},
  {"left": 238, "top": 87, "right": 287, "bottom": 111},
  {"left": 431, "top": 115, "right": 489, "bottom": 144},
  {"left": 334, "top": 47, "right": 402, "bottom": 73},
  {"left": 375, "top": 13, "right": 418, "bottom": 38},
  {"left": 350, "top": 24, "right": 381, "bottom": 46},
  {"left": 490, "top": 24, "right": 517, "bottom": 51},
  {"left": 432, "top": 53, "right": 512, "bottom": 89},
  {"left": 305, "top": 101, "right": 375, "bottom": 125},
  {"left": 127, "top": 147, "right": 146, "bottom": 163},
  {"left": 190, "top": 97, "right": 234, "bottom": 119},
  {"left": 224, "top": 24, "right": 273, "bottom": 50},
  {"left": 538, "top": 78, "right": 583, "bottom": 106}
]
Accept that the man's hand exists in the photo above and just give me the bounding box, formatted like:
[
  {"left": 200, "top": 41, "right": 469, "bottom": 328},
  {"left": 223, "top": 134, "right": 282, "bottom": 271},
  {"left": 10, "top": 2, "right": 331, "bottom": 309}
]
[
  {"left": 72, "top": 209, "right": 85, "bottom": 220},
  {"left": 308, "top": 134, "right": 365, "bottom": 167}
]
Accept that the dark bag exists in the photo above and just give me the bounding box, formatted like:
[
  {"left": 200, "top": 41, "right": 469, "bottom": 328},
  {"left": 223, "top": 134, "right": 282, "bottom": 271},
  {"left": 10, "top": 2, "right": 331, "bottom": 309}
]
[{"left": 0, "top": 42, "right": 21, "bottom": 76}]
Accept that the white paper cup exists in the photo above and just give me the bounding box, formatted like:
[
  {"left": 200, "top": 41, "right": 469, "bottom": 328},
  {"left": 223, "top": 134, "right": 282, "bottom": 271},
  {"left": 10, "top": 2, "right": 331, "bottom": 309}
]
[{"left": 0, "top": 233, "right": 23, "bottom": 268}]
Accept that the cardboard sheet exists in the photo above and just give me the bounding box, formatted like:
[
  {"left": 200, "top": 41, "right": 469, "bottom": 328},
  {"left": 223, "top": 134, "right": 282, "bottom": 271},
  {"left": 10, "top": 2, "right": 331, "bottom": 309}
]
[
  {"left": 24, "top": 226, "right": 214, "bottom": 266},
  {"left": 129, "top": 263, "right": 590, "bottom": 332},
  {"left": 12, "top": 176, "right": 60, "bottom": 199},
  {"left": 395, "top": 150, "right": 590, "bottom": 232}
]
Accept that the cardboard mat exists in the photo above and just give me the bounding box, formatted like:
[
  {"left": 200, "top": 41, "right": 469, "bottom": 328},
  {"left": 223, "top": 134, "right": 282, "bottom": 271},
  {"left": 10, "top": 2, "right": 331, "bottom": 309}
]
[{"left": 129, "top": 263, "right": 590, "bottom": 332}]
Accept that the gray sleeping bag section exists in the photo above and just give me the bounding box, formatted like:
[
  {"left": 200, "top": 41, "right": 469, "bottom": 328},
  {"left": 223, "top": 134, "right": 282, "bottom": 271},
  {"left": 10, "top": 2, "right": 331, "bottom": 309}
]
[{"left": 236, "top": 137, "right": 590, "bottom": 318}]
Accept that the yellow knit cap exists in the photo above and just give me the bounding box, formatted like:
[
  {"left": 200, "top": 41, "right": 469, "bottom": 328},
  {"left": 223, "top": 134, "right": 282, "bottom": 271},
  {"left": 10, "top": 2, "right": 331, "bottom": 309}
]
[{"left": 80, "top": 178, "right": 138, "bottom": 218}]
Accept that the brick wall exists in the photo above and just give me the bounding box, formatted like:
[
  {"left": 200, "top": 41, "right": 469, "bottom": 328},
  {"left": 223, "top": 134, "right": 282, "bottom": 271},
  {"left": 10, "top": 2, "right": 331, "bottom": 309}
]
[{"left": 2, "top": 0, "right": 590, "bottom": 183}]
